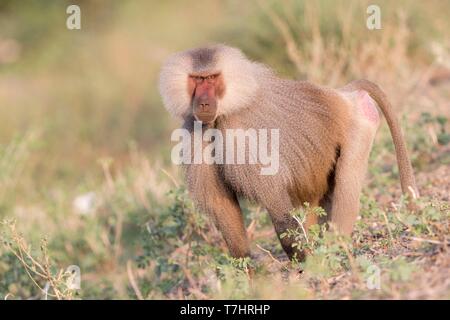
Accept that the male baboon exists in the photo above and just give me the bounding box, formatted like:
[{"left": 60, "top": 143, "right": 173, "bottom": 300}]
[{"left": 159, "top": 44, "right": 418, "bottom": 259}]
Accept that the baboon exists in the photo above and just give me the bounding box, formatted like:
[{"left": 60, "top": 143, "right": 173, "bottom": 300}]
[{"left": 159, "top": 44, "right": 418, "bottom": 260}]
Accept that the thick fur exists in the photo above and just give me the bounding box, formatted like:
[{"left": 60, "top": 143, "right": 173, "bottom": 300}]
[{"left": 159, "top": 44, "right": 418, "bottom": 259}]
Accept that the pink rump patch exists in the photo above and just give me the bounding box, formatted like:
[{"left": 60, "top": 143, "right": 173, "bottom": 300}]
[{"left": 358, "top": 90, "right": 379, "bottom": 123}]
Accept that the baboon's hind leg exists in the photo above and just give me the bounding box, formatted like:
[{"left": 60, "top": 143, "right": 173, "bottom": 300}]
[{"left": 328, "top": 126, "right": 377, "bottom": 235}]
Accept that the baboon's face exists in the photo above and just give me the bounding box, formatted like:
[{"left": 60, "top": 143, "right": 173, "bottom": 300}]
[
  {"left": 159, "top": 45, "right": 262, "bottom": 122},
  {"left": 188, "top": 73, "right": 224, "bottom": 123}
]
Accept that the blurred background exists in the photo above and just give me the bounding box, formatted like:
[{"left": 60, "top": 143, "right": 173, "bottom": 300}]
[{"left": 0, "top": 0, "right": 449, "bottom": 299}]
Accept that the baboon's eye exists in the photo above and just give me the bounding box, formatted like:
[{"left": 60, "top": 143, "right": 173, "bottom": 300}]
[
  {"left": 192, "top": 76, "right": 204, "bottom": 84},
  {"left": 206, "top": 74, "right": 218, "bottom": 83}
]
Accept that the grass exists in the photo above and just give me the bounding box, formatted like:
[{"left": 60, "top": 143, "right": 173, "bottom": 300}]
[{"left": 0, "top": 0, "right": 449, "bottom": 299}]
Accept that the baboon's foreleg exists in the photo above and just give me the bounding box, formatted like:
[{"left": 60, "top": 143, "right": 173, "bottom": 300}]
[
  {"left": 186, "top": 163, "right": 250, "bottom": 258},
  {"left": 266, "top": 194, "right": 320, "bottom": 261}
]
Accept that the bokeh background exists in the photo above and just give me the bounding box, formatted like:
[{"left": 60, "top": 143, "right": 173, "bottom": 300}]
[{"left": 0, "top": 0, "right": 449, "bottom": 299}]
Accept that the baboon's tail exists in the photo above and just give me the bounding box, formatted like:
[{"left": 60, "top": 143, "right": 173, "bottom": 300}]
[{"left": 348, "top": 79, "right": 419, "bottom": 199}]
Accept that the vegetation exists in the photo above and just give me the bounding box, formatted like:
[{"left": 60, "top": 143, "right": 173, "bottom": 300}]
[{"left": 0, "top": 0, "right": 449, "bottom": 299}]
